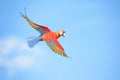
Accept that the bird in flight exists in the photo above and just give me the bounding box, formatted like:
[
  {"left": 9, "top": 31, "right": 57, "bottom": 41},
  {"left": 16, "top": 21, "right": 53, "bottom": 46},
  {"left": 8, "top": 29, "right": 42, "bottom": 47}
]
[{"left": 21, "top": 11, "right": 68, "bottom": 57}]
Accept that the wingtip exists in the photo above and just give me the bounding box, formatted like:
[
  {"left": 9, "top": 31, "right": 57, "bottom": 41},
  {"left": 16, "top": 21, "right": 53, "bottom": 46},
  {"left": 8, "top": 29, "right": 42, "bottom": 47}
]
[
  {"left": 64, "top": 55, "right": 71, "bottom": 58},
  {"left": 20, "top": 8, "right": 28, "bottom": 18},
  {"left": 20, "top": 12, "right": 24, "bottom": 17}
]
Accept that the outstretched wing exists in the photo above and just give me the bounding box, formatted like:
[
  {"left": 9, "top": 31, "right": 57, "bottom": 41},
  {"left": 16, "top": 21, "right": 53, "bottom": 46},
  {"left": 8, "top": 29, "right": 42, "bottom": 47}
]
[
  {"left": 21, "top": 12, "right": 51, "bottom": 35},
  {"left": 46, "top": 40, "right": 68, "bottom": 57}
]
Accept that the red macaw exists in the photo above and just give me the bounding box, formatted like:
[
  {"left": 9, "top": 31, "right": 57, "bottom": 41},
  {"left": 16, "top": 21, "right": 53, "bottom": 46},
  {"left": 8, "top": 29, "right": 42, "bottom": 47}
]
[{"left": 21, "top": 12, "right": 68, "bottom": 57}]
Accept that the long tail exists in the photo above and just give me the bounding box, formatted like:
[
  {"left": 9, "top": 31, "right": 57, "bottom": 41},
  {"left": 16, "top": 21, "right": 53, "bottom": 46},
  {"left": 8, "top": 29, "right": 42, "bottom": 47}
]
[{"left": 27, "top": 36, "right": 41, "bottom": 48}]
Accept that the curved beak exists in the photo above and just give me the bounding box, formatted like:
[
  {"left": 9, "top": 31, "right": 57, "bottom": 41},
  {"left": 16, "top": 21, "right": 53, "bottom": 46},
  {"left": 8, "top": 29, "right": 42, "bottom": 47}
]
[{"left": 62, "top": 32, "right": 66, "bottom": 37}]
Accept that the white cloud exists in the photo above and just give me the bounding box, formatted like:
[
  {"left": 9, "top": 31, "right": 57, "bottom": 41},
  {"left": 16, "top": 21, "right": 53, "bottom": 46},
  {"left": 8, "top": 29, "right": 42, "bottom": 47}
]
[
  {"left": 0, "top": 36, "right": 32, "bottom": 55},
  {"left": 13, "top": 56, "right": 35, "bottom": 69},
  {"left": 0, "top": 56, "right": 35, "bottom": 69},
  {"left": 0, "top": 37, "right": 17, "bottom": 54},
  {"left": 0, "top": 36, "right": 44, "bottom": 69},
  {"left": 0, "top": 55, "right": 35, "bottom": 78},
  {"left": 0, "top": 36, "right": 47, "bottom": 78}
]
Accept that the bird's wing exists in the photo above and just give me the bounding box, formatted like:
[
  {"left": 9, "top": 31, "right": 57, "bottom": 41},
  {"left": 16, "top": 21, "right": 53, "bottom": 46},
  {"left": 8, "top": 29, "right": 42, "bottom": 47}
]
[
  {"left": 46, "top": 40, "right": 68, "bottom": 57},
  {"left": 21, "top": 12, "right": 51, "bottom": 35}
]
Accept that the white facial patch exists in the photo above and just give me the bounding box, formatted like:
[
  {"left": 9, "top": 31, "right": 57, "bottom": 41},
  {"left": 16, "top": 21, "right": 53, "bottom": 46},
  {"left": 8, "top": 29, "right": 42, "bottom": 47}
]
[{"left": 60, "top": 31, "right": 63, "bottom": 36}]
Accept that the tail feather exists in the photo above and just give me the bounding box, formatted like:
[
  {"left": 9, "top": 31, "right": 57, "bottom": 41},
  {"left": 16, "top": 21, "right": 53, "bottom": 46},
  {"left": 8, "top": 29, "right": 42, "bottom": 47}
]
[{"left": 27, "top": 36, "right": 40, "bottom": 48}]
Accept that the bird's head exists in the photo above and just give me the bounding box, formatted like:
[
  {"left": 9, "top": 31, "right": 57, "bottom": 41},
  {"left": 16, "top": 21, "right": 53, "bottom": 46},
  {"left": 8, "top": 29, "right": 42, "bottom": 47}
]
[{"left": 57, "top": 30, "right": 66, "bottom": 37}]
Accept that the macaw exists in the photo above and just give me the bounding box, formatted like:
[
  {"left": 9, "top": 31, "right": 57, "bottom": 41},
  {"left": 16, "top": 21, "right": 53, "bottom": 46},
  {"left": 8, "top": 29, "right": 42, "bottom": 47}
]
[{"left": 21, "top": 12, "right": 68, "bottom": 57}]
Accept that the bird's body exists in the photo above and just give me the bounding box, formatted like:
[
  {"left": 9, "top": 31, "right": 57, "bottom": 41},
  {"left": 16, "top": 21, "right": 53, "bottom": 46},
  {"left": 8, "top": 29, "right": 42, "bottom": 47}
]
[
  {"left": 21, "top": 11, "right": 68, "bottom": 57},
  {"left": 42, "top": 32, "right": 58, "bottom": 41}
]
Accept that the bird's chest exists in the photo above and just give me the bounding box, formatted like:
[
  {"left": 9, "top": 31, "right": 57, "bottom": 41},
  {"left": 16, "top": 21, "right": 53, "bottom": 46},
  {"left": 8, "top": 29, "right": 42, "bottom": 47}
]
[{"left": 42, "top": 33, "right": 57, "bottom": 41}]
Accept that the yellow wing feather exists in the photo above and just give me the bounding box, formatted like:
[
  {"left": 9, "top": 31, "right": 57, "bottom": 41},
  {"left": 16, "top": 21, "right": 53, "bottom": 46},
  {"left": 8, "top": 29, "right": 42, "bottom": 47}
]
[
  {"left": 21, "top": 12, "right": 40, "bottom": 29},
  {"left": 46, "top": 41, "right": 68, "bottom": 57}
]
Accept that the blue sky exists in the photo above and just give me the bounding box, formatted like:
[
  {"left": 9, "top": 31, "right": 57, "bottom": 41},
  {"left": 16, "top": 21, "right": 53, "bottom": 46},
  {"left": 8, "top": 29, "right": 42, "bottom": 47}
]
[{"left": 0, "top": 0, "right": 120, "bottom": 80}]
